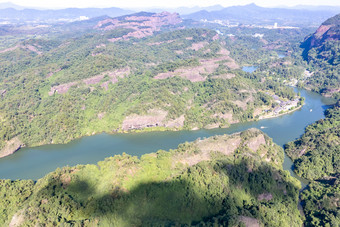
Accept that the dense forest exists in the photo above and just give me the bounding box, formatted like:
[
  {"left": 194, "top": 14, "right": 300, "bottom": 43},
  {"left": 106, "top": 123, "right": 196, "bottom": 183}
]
[
  {"left": 285, "top": 105, "right": 340, "bottom": 226},
  {"left": 0, "top": 129, "right": 303, "bottom": 226},
  {"left": 283, "top": 13, "right": 340, "bottom": 226},
  {"left": 0, "top": 13, "right": 302, "bottom": 157}
]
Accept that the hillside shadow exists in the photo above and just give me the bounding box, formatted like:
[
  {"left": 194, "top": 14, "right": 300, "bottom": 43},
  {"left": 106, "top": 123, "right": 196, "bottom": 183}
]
[
  {"left": 300, "top": 36, "right": 311, "bottom": 61},
  {"left": 30, "top": 159, "right": 301, "bottom": 226}
]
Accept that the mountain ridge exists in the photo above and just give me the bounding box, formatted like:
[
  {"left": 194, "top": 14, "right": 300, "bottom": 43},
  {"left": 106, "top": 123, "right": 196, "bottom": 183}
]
[
  {"left": 183, "top": 3, "right": 338, "bottom": 27},
  {"left": 0, "top": 7, "right": 134, "bottom": 23}
]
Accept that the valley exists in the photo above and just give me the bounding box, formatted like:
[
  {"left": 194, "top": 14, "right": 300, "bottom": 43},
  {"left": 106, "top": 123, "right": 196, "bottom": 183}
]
[
  {"left": 0, "top": 12, "right": 306, "bottom": 157},
  {"left": 0, "top": 3, "right": 339, "bottom": 227}
]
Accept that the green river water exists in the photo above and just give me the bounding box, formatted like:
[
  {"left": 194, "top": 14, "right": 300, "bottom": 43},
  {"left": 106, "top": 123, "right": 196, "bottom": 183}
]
[{"left": 0, "top": 88, "right": 335, "bottom": 183}]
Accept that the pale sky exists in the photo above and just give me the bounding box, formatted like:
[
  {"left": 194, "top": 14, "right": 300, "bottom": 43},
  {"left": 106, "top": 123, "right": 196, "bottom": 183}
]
[{"left": 2, "top": 0, "right": 340, "bottom": 9}]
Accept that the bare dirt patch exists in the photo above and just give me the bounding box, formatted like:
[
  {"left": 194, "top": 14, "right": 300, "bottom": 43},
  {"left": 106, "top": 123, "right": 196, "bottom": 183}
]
[
  {"left": 176, "top": 134, "right": 242, "bottom": 167},
  {"left": 49, "top": 81, "right": 77, "bottom": 95},
  {"left": 155, "top": 48, "right": 239, "bottom": 82},
  {"left": 232, "top": 100, "right": 248, "bottom": 110},
  {"left": 199, "top": 136, "right": 242, "bottom": 156},
  {"left": 253, "top": 107, "right": 264, "bottom": 117},
  {"left": 96, "top": 12, "right": 182, "bottom": 42},
  {"left": 0, "top": 44, "right": 42, "bottom": 55},
  {"left": 257, "top": 192, "right": 273, "bottom": 201},
  {"left": 175, "top": 129, "right": 270, "bottom": 167},
  {"left": 165, "top": 115, "right": 185, "bottom": 128},
  {"left": 122, "top": 109, "right": 168, "bottom": 130},
  {"left": 60, "top": 175, "right": 71, "bottom": 189},
  {"left": 97, "top": 112, "right": 106, "bottom": 120},
  {"left": 246, "top": 134, "right": 266, "bottom": 152},
  {"left": 213, "top": 48, "right": 239, "bottom": 70},
  {"left": 83, "top": 74, "right": 105, "bottom": 85},
  {"left": 213, "top": 112, "right": 239, "bottom": 124},
  {"left": 239, "top": 216, "right": 260, "bottom": 227},
  {"left": 177, "top": 152, "right": 211, "bottom": 167},
  {"left": 147, "top": 40, "right": 175, "bottom": 46},
  {"left": 154, "top": 67, "right": 206, "bottom": 82},
  {"left": 187, "top": 41, "right": 209, "bottom": 51},
  {"left": 23, "top": 45, "right": 42, "bottom": 55},
  {"left": 47, "top": 68, "right": 61, "bottom": 78},
  {"left": 96, "top": 43, "right": 106, "bottom": 48},
  {"left": 100, "top": 67, "right": 130, "bottom": 89},
  {"left": 49, "top": 67, "right": 130, "bottom": 95},
  {"left": 204, "top": 123, "right": 220, "bottom": 129},
  {"left": 9, "top": 210, "right": 25, "bottom": 227},
  {"left": 0, "top": 137, "right": 24, "bottom": 158},
  {"left": 0, "top": 45, "right": 19, "bottom": 53},
  {"left": 211, "top": 73, "right": 235, "bottom": 79},
  {"left": 212, "top": 34, "right": 219, "bottom": 40},
  {"left": 232, "top": 95, "right": 254, "bottom": 110}
]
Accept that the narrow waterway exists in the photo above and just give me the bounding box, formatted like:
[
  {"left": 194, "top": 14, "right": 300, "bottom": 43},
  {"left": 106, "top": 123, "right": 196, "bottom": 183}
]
[{"left": 0, "top": 89, "right": 335, "bottom": 181}]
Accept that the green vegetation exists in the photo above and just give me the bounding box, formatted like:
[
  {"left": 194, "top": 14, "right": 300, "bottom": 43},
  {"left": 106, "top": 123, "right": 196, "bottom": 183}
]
[
  {"left": 285, "top": 106, "right": 340, "bottom": 226},
  {"left": 301, "top": 182, "right": 340, "bottom": 227},
  {"left": 0, "top": 179, "right": 35, "bottom": 225},
  {"left": 0, "top": 129, "right": 303, "bottom": 226},
  {"left": 0, "top": 26, "right": 298, "bottom": 155},
  {"left": 302, "top": 40, "right": 340, "bottom": 99},
  {"left": 301, "top": 14, "right": 340, "bottom": 99},
  {"left": 285, "top": 106, "right": 340, "bottom": 180}
]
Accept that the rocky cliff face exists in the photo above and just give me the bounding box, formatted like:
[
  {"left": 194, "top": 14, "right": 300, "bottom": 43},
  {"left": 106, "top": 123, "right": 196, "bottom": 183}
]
[
  {"left": 301, "top": 14, "right": 339, "bottom": 98},
  {"left": 0, "top": 137, "right": 24, "bottom": 158},
  {"left": 95, "top": 11, "right": 182, "bottom": 42},
  {"left": 303, "top": 13, "right": 340, "bottom": 50}
]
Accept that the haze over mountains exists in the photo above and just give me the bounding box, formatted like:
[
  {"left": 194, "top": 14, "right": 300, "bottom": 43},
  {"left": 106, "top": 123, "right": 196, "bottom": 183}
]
[
  {"left": 183, "top": 3, "right": 338, "bottom": 27},
  {"left": 0, "top": 2, "right": 338, "bottom": 26}
]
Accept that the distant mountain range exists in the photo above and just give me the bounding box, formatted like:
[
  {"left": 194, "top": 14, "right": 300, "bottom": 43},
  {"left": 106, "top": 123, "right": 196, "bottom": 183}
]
[
  {"left": 183, "top": 3, "right": 338, "bottom": 27},
  {"left": 0, "top": 7, "right": 133, "bottom": 23},
  {"left": 284, "top": 5, "right": 340, "bottom": 12},
  {"left": 0, "top": 4, "right": 224, "bottom": 22},
  {"left": 140, "top": 5, "right": 224, "bottom": 15},
  {"left": 0, "top": 2, "right": 25, "bottom": 10},
  {"left": 0, "top": 2, "right": 339, "bottom": 26}
]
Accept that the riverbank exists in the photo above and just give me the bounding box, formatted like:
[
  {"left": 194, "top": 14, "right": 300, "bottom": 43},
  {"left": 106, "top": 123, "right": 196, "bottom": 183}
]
[
  {"left": 0, "top": 129, "right": 303, "bottom": 226},
  {"left": 259, "top": 105, "right": 303, "bottom": 120},
  {"left": 0, "top": 88, "right": 334, "bottom": 180},
  {"left": 0, "top": 137, "right": 24, "bottom": 159},
  {"left": 0, "top": 97, "right": 303, "bottom": 160}
]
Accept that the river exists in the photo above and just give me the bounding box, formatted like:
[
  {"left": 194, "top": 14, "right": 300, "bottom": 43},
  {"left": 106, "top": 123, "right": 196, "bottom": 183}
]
[{"left": 0, "top": 88, "right": 335, "bottom": 181}]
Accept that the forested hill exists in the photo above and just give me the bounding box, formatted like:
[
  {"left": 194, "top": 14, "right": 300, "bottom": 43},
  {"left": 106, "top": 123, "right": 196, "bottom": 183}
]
[
  {"left": 0, "top": 11, "right": 300, "bottom": 158},
  {"left": 285, "top": 105, "right": 340, "bottom": 226},
  {"left": 285, "top": 106, "right": 340, "bottom": 180},
  {"left": 301, "top": 14, "right": 340, "bottom": 99},
  {"left": 0, "top": 129, "right": 303, "bottom": 226}
]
